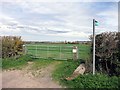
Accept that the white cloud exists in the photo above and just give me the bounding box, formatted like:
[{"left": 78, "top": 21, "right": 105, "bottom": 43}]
[
  {"left": 48, "top": 31, "right": 88, "bottom": 38},
  {"left": 97, "top": 8, "right": 118, "bottom": 27},
  {"left": 0, "top": 1, "right": 118, "bottom": 41},
  {"left": 0, "top": 23, "right": 21, "bottom": 35},
  {"left": 0, "top": 14, "right": 22, "bottom": 35}
]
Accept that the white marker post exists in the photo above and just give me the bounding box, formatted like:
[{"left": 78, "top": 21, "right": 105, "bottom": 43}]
[
  {"left": 23, "top": 45, "right": 26, "bottom": 55},
  {"left": 93, "top": 19, "right": 99, "bottom": 75},
  {"left": 73, "top": 46, "right": 78, "bottom": 61}
]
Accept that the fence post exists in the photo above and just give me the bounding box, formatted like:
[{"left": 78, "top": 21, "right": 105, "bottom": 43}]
[
  {"left": 47, "top": 46, "right": 49, "bottom": 59},
  {"left": 77, "top": 45, "right": 79, "bottom": 59},
  {"left": 60, "top": 46, "right": 61, "bottom": 59},
  {"left": 36, "top": 45, "right": 37, "bottom": 58},
  {"left": 73, "top": 46, "right": 78, "bottom": 61},
  {"left": 25, "top": 45, "right": 27, "bottom": 55},
  {"left": 23, "top": 45, "right": 27, "bottom": 55}
]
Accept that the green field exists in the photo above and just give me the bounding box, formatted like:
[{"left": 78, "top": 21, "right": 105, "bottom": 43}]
[{"left": 26, "top": 43, "right": 91, "bottom": 60}]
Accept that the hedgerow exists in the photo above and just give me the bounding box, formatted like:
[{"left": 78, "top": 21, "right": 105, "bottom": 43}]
[{"left": 90, "top": 32, "right": 120, "bottom": 76}]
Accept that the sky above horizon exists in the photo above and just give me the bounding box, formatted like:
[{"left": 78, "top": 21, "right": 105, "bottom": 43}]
[{"left": 0, "top": 0, "right": 118, "bottom": 41}]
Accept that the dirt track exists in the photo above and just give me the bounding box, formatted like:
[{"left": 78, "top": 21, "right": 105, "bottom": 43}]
[{"left": 2, "top": 62, "right": 61, "bottom": 88}]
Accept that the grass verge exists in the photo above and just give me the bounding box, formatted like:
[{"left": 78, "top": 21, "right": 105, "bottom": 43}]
[
  {"left": 2, "top": 55, "right": 32, "bottom": 70},
  {"left": 52, "top": 60, "right": 120, "bottom": 88},
  {"left": 2, "top": 55, "right": 57, "bottom": 70}
]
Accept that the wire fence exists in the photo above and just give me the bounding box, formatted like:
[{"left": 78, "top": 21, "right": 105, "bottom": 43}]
[{"left": 25, "top": 44, "right": 79, "bottom": 60}]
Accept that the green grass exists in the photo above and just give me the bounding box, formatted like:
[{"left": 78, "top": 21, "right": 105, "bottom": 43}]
[
  {"left": 31, "top": 59, "right": 56, "bottom": 70},
  {"left": 52, "top": 60, "right": 120, "bottom": 88},
  {"left": 26, "top": 43, "right": 91, "bottom": 60},
  {"left": 52, "top": 60, "right": 80, "bottom": 85},
  {"left": 2, "top": 55, "right": 32, "bottom": 70},
  {"left": 2, "top": 55, "right": 57, "bottom": 70}
]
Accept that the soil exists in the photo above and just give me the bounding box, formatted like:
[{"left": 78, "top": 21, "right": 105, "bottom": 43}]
[{"left": 2, "top": 61, "right": 62, "bottom": 88}]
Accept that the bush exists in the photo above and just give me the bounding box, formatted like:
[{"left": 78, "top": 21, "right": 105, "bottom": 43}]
[
  {"left": 1, "top": 36, "right": 24, "bottom": 58},
  {"left": 72, "top": 74, "right": 119, "bottom": 88},
  {"left": 90, "top": 32, "right": 120, "bottom": 76}
]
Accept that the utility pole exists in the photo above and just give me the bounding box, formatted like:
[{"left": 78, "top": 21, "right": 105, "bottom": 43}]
[
  {"left": 93, "top": 19, "right": 99, "bottom": 75},
  {"left": 93, "top": 19, "right": 95, "bottom": 75}
]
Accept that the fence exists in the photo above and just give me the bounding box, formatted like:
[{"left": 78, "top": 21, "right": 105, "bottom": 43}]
[{"left": 25, "top": 44, "right": 79, "bottom": 60}]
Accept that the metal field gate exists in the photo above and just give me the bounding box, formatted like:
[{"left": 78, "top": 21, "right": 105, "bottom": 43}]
[{"left": 25, "top": 44, "right": 79, "bottom": 60}]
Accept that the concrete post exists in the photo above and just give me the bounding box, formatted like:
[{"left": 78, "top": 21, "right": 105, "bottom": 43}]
[{"left": 73, "top": 46, "right": 78, "bottom": 61}]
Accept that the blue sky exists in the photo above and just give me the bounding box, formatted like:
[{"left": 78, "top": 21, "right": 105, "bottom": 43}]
[{"left": 0, "top": 0, "right": 118, "bottom": 41}]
